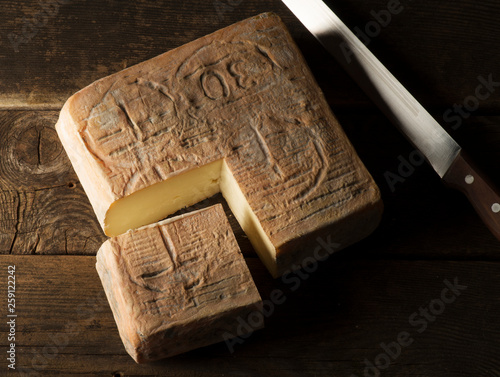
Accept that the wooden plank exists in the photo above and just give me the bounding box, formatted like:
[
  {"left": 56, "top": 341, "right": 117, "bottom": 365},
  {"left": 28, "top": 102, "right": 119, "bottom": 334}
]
[
  {"left": 0, "top": 111, "right": 106, "bottom": 254},
  {"left": 0, "top": 255, "right": 499, "bottom": 376},
  {"left": 0, "top": 2, "right": 497, "bottom": 377},
  {"left": 0, "top": 0, "right": 499, "bottom": 110}
]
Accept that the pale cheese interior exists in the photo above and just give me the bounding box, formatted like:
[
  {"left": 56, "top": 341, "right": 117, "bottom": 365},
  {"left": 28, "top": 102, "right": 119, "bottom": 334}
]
[
  {"left": 105, "top": 160, "right": 221, "bottom": 236},
  {"left": 105, "top": 159, "right": 277, "bottom": 276}
]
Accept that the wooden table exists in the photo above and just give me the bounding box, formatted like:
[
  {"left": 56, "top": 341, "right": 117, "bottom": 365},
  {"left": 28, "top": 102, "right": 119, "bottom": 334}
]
[{"left": 1, "top": 0, "right": 499, "bottom": 376}]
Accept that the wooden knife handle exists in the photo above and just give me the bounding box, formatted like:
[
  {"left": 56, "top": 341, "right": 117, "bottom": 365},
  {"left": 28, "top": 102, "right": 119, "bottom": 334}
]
[{"left": 443, "top": 150, "right": 500, "bottom": 240}]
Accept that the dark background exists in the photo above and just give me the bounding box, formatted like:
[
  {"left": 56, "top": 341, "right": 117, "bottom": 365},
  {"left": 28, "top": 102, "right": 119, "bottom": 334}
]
[{"left": 0, "top": 0, "right": 499, "bottom": 376}]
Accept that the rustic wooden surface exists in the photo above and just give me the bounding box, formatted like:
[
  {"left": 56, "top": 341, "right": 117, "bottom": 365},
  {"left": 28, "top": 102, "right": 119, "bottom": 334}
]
[
  {"left": 1, "top": 0, "right": 500, "bottom": 376},
  {"left": 2, "top": 256, "right": 500, "bottom": 377}
]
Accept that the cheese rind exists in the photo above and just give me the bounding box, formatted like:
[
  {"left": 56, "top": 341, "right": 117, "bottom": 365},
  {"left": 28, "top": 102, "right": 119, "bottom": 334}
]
[
  {"left": 96, "top": 204, "right": 263, "bottom": 363},
  {"left": 57, "top": 12, "right": 383, "bottom": 277}
]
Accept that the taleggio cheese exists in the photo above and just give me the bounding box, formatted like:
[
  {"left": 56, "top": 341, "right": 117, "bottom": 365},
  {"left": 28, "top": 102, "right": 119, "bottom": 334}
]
[
  {"left": 96, "top": 204, "right": 263, "bottom": 363},
  {"left": 56, "top": 12, "right": 383, "bottom": 277}
]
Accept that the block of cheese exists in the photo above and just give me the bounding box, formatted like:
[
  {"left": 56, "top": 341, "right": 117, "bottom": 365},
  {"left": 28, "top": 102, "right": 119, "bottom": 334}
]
[
  {"left": 96, "top": 204, "right": 263, "bottom": 363},
  {"left": 56, "top": 12, "right": 383, "bottom": 277}
]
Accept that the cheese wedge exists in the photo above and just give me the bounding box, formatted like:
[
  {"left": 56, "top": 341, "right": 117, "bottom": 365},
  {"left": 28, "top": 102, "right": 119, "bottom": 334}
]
[
  {"left": 56, "top": 12, "right": 383, "bottom": 277},
  {"left": 96, "top": 204, "right": 263, "bottom": 363}
]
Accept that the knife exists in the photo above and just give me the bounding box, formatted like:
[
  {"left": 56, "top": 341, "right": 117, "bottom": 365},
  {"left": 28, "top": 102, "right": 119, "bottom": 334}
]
[{"left": 282, "top": 0, "right": 500, "bottom": 240}]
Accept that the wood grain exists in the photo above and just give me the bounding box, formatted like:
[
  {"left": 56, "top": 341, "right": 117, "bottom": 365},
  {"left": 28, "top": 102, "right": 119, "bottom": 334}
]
[
  {"left": 0, "top": 111, "right": 106, "bottom": 254},
  {"left": 0, "top": 0, "right": 499, "bottom": 111},
  {"left": 1, "top": 255, "right": 499, "bottom": 376},
  {"left": 0, "top": 1, "right": 498, "bottom": 375}
]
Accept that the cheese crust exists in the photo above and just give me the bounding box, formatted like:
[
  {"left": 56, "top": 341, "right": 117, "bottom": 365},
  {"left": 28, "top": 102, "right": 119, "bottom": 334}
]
[
  {"left": 57, "top": 13, "right": 383, "bottom": 277},
  {"left": 96, "top": 204, "right": 263, "bottom": 363}
]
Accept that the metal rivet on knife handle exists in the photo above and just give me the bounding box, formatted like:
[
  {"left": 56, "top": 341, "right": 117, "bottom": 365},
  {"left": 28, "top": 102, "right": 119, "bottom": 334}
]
[{"left": 442, "top": 151, "right": 500, "bottom": 239}]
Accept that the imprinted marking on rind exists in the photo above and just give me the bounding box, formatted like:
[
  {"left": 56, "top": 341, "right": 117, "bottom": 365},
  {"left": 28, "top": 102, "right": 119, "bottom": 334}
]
[
  {"left": 141, "top": 268, "right": 171, "bottom": 280},
  {"left": 116, "top": 102, "right": 143, "bottom": 142},
  {"left": 294, "top": 128, "right": 328, "bottom": 201},
  {"left": 255, "top": 45, "right": 282, "bottom": 70},
  {"left": 158, "top": 226, "right": 178, "bottom": 268},
  {"left": 177, "top": 48, "right": 232, "bottom": 80},
  {"left": 250, "top": 121, "right": 283, "bottom": 179},
  {"left": 200, "top": 71, "right": 230, "bottom": 100},
  {"left": 97, "top": 129, "right": 123, "bottom": 142},
  {"left": 153, "top": 165, "right": 164, "bottom": 181},
  {"left": 122, "top": 170, "right": 140, "bottom": 197},
  {"left": 109, "top": 145, "right": 132, "bottom": 158},
  {"left": 135, "top": 78, "right": 179, "bottom": 119}
]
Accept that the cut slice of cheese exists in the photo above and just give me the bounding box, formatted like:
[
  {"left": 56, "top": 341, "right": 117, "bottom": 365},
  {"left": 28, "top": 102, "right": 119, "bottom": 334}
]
[
  {"left": 96, "top": 204, "right": 263, "bottom": 363},
  {"left": 56, "top": 12, "right": 383, "bottom": 277},
  {"left": 104, "top": 158, "right": 279, "bottom": 274},
  {"left": 105, "top": 159, "right": 223, "bottom": 236}
]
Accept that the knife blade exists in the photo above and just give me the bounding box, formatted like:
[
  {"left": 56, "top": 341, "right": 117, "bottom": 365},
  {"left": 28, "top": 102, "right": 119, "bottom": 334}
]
[{"left": 282, "top": 0, "right": 500, "bottom": 240}]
